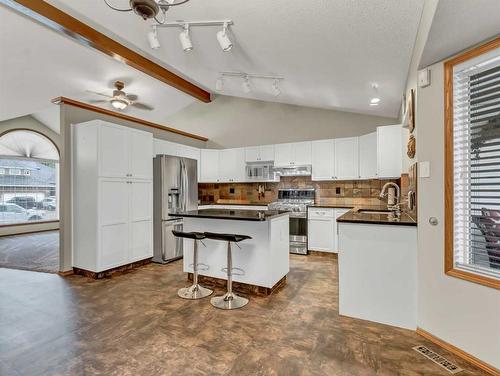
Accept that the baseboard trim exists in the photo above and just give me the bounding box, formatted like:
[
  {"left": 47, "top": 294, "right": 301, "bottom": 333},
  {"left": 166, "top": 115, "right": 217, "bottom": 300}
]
[
  {"left": 58, "top": 270, "right": 74, "bottom": 277},
  {"left": 416, "top": 328, "right": 499, "bottom": 376}
]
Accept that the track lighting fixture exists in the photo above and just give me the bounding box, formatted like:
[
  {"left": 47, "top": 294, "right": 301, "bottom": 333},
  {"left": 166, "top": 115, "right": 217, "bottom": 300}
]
[
  {"left": 216, "top": 22, "right": 233, "bottom": 52},
  {"left": 179, "top": 24, "right": 193, "bottom": 52},
  {"left": 215, "top": 77, "right": 224, "bottom": 91},
  {"left": 149, "top": 20, "right": 234, "bottom": 52},
  {"left": 218, "top": 72, "right": 284, "bottom": 95},
  {"left": 272, "top": 79, "right": 281, "bottom": 97},
  {"left": 147, "top": 25, "right": 160, "bottom": 49},
  {"left": 242, "top": 76, "right": 251, "bottom": 93}
]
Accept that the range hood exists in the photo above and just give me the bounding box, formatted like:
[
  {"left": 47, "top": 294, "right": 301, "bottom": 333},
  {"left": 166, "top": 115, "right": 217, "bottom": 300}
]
[{"left": 273, "top": 165, "right": 312, "bottom": 177}]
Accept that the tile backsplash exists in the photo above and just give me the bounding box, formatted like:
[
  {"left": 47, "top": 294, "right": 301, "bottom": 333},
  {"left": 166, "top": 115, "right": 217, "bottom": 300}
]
[{"left": 199, "top": 176, "right": 403, "bottom": 207}]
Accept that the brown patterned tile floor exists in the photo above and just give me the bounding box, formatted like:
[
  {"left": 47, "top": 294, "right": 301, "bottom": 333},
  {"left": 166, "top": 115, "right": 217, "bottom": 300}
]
[{"left": 0, "top": 254, "right": 489, "bottom": 376}]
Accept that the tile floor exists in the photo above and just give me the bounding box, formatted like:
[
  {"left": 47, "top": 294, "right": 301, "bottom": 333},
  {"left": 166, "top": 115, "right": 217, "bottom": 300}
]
[{"left": 0, "top": 254, "right": 489, "bottom": 376}]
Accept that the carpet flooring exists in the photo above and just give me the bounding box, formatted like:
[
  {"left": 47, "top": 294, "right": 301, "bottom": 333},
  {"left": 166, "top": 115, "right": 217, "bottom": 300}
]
[{"left": 0, "top": 231, "right": 59, "bottom": 273}]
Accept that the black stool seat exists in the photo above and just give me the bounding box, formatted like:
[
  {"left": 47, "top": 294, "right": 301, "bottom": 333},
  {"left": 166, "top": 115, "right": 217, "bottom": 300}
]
[
  {"left": 172, "top": 230, "right": 206, "bottom": 240},
  {"left": 204, "top": 232, "right": 252, "bottom": 243}
]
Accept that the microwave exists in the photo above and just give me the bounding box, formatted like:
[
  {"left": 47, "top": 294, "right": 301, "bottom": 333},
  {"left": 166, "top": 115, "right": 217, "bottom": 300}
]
[{"left": 245, "top": 164, "right": 277, "bottom": 181}]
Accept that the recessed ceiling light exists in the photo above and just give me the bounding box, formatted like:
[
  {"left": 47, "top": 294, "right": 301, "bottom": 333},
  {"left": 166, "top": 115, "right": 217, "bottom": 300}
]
[{"left": 370, "top": 98, "right": 380, "bottom": 104}]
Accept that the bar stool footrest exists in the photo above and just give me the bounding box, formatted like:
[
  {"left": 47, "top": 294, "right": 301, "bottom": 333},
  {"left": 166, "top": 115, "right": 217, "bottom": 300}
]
[
  {"left": 189, "top": 263, "right": 209, "bottom": 271},
  {"left": 221, "top": 267, "right": 245, "bottom": 276}
]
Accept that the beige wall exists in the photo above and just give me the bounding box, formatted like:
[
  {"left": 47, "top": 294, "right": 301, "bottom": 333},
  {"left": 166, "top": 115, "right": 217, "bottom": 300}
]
[
  {"left": 0, "top": 115, "right": 61, "bottom": 236},
  {"left": 166, "top": 96, "right": 397, "bottom": 149},
  {"left": 58, "top": 104, "right": 207, "bottom": 272},
  {"left": 417, "top": 62, "right": 500, "bottom": 369}
]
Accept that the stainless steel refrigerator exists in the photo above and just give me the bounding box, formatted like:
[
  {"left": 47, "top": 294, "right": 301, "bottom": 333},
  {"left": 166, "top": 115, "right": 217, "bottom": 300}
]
[{"left": 153, "top": 155, "right": 198, "bottom": 263}]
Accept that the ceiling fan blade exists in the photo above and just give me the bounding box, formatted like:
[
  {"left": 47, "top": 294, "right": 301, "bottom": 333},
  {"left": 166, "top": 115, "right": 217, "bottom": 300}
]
[
  {"left": 88, "top": 99, "right": 110, "bottom": 104},
  {"left": 85, "top": 90, "right": 113, "bottom": 98},
  {"left": 131, "top": 102, "right": 154, "bottom": 111},
  {"left": 126, "top": 94, "right": 138, "bottom": 101}
]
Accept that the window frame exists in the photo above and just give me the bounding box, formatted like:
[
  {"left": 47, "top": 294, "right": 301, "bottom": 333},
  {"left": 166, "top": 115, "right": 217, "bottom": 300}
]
[{"left": 444, "top": 37, "right": 500, "bottom": 290}]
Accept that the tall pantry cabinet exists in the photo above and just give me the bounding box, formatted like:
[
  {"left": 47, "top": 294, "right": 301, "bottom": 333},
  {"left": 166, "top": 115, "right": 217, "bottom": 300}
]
[{"left": 72, "top": 120, "right": 153, "bottom": 273}]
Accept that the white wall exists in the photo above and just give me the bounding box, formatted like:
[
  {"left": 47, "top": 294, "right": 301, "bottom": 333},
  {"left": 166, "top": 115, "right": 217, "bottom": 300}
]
[
  {"left": 417, "top": 62, "right": 500, "bottom": 369},
  {"left": 166, "top": 95, "right": 397, "bottom": 149}
]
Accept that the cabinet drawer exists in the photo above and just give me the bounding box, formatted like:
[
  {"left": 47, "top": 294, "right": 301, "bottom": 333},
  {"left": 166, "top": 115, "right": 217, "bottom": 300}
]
[{"left": 308, "top": 208, "right": 334, "bottom": 219}]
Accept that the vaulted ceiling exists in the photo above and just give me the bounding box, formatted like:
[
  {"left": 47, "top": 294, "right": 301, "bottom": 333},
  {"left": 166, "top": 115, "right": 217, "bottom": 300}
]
[{"left": 43, "top": 0, "right": 425, "bottom": 118}]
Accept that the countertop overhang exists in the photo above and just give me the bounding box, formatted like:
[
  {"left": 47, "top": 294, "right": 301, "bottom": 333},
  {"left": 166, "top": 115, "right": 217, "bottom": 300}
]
[{"left": 170, "top": 209, "right": 287, "bottom": 221}]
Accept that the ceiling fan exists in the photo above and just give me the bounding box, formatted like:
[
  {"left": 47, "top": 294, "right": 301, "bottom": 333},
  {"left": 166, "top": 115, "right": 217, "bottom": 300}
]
[
  {"left": 86, "top": 81, "right": 154, "bottom": 111},
  {"left": 103, "top": 0, "right": 191, "bottom": 24}
]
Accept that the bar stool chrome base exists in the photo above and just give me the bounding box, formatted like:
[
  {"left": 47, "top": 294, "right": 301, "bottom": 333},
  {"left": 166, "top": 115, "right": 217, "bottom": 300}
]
[
  {"left": 178, "top": 284, "right": 213, "bottom": 300},
  {"left": 210, "top": 292, "right": 248, "bottom": 310}
]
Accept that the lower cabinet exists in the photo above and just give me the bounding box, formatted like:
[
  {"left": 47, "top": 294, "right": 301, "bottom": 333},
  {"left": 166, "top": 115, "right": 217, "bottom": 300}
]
[{"left": 308, "top": 207, "right": 350, "bottom": 253}]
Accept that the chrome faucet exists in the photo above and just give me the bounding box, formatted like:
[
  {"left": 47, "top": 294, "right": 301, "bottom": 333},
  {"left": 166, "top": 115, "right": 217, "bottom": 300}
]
[{"left": 380, "top": 182, "right": 401, "bottom": 212}]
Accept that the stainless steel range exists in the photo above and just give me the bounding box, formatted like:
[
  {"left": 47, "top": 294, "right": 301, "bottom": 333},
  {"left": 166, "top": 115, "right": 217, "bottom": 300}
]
[{"left": 268, "top": 188, "right": 315, "bottom": 255}]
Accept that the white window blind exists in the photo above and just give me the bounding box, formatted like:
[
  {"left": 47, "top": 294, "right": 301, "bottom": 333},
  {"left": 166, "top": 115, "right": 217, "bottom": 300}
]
[{"left": 453, "top": 47, "right": 500, "bottom": 279}]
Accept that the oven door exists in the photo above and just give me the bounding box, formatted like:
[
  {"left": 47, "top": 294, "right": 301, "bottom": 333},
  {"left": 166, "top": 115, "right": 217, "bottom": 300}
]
[{"left": 289, "top": 212, "right": 308, "bottom": 255}]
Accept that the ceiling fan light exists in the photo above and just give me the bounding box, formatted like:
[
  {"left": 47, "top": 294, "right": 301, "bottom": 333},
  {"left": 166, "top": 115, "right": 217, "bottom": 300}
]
[
  {"left": 110, "top": 98, "right": 128, "bottom": 110},
  {"left": 130, "top": 0, "right": 160, "bottom": 20},
  {"left": 217, "top": 23, "right": 233, "bottom": 52},
  {"left": 147, "top": 27, "right": 160, "bottom": 49},
  {"left": 179, "top": 25, "right": 193, "bottom": 52},
  {"left": 370, "top": 97, "right": 380, "bottom": 104}
]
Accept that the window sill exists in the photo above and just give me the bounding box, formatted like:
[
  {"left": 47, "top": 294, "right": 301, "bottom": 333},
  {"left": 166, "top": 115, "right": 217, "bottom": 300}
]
[
  {"left": 0, "top": 220, "right": 59, "bottom": 228},
  {"left": 445, "top": 268, "right": 500, "bottom": 290}
]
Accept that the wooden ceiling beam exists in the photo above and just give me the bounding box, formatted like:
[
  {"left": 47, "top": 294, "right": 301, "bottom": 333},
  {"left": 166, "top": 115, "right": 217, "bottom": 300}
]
[
  {"left": 53, "top": 96, "right": 208, "bottom": 142},
  {"left": 1, "top": 0, "right": 212, "bottom": 103}
]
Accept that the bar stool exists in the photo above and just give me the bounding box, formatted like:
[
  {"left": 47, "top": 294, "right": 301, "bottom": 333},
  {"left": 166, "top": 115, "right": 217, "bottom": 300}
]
[
  {"left": 204, "top": 232, "right": 252, "bottom": 310},
  {"left": 172, "top": 231, "right": 213, "bottom": 300}
]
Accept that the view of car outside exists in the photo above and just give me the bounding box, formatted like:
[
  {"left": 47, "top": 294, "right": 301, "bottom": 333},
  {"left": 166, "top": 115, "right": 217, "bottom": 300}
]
[{"left": 0, "top": 158, "right": 58, "bottom": 224}]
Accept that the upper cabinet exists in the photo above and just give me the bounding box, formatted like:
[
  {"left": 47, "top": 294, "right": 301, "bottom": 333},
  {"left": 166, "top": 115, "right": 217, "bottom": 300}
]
[
  {"left": 245, "top": 145, "right": 275, "bottom": 163},
  {"left": 219, "top": 148, "right": 246, "bottom": 183},
  {"left": 335, "top": 137, "right": 359, "bottom": 180},
  {"left": 359, "top": 132, "right": 377, "bottom": 179},
  {"left": 312, "top": 139, "right": 335, "bottom": 181},
  {"left": 98, "top": 123, "right": 152, "bottom": 180},
  {"left": 377, "top": 125, "right": 403, "bottom": 178},
  {"left": 274, "top": 141, "right": 312, "bottom": 166},
  {"left": 200, "top": 149, "right": 220, "bottom": 183}
]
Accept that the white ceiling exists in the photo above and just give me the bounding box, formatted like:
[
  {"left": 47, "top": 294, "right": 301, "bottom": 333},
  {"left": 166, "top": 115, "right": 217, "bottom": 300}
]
[
  {"left": 45, "top": 0, "right": 425, "bottom": 118},
  {"left": 0, "top": 6, "right": 195, "bottom": 126},
  {"left": 419, "top": 0, "right": 500, "bottom": 69}
]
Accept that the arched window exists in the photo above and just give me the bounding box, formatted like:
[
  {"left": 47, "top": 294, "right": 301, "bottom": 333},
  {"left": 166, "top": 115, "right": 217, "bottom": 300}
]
[{"left": 0, "top": 130, "right": 59, "bottom": 225}]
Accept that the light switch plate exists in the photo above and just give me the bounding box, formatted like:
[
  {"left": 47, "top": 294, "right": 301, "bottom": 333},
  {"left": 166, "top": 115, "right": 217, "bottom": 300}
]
[
  {"left": 419, "top": 161, "right": 430, "bottom": 178},
  {"left": 418, "top": 69, "right": 431, "bottom": 88}
]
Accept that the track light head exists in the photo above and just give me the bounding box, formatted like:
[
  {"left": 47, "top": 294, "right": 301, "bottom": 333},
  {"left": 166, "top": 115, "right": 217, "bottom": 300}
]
[
  {"left": 215, "top": 77, "right": 223, "bottom": 91},
  {"left": 242, "top": 76, "right": 251, "bottom": 93},
  {"left": 179, "top": 24, "right": 193, "bottom": 52},
  {"left": 272, "top": 79, "right": 281, "bottom": 97},
  {"left": 147, "top": 26, "right": 160, "bottom": 49},
  {"left": 217, "top": 22, "right": 233, "bottom": 52}
]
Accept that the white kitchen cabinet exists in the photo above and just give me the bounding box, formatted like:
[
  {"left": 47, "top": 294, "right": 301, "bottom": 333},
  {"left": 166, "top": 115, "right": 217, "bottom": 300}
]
[
  {"left": 200, "top": 149, "right": 220, "bottom": 182},
  {"left": 219, "top": 148, "right": 246, "bottom": 183},
  {"left": 274, "top": 141, "right": 312, "bottom": 166},
  {"left": 72, "top": 120, "right": 153, "bottom": 273},
  {"left": 308, "top": 208, "right": 335, "bottom": 252},
  {"left": 359, "top": 132, "right": 377, "bottom": 179},
  {"left": 312, "top": 139, "right": 335, "bottom": 181},
  {"left": 335, "top": 137, "right": 359, "bottom": 180},
  {"left": 245, "top": 145, "right": 275, "bottom": 162},
  {"left": 97, "top": 123, "right": 152, "bottom": 180},
  {"left": 334, "top": 208, "right": 350, "bottom": 252},
  {"left": 377, "top": 125, "right": 403, "bottom": 178}
]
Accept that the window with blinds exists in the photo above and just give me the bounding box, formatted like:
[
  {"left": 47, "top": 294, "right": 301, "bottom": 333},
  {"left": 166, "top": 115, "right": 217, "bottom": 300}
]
[{"left": 452, "top": 46, "right": 500, "bottom": 282}]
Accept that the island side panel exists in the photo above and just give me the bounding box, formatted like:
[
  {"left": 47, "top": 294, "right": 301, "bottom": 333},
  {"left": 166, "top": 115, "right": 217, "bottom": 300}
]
[
  {"left": 338, "top": 222, "right": 417, "bottom": 330},
  {"left": 182, "top": 217, "right": 288, "bottom": 288},
  {"left": 269, "top": 214, "right": 290, "bottom": 285}
]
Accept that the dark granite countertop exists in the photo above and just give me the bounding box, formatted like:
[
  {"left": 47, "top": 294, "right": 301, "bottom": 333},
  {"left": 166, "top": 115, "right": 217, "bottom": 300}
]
[
  {"left": 170, "top": 209, "right": 286, "bottom": 221},
  {"left": 199, "top": 202, "right": 270, "bottom": 207},
  {"left": 336, "top": 208, "right": 417, "bottom": 226}
]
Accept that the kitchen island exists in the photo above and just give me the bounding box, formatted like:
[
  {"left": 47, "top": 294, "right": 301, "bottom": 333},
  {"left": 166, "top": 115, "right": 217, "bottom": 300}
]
[
  {"left": 170, "top": 209, "right": 290, "bottom": 293},
  {"left": 337, "top": 209, "right": 417, "bottom": 329}
]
